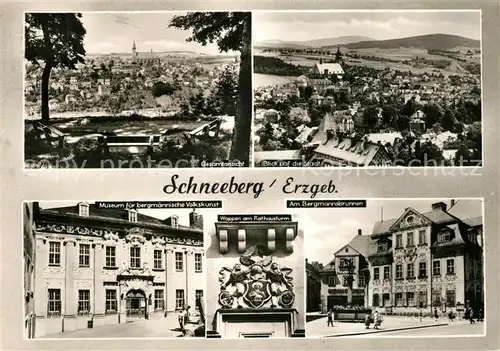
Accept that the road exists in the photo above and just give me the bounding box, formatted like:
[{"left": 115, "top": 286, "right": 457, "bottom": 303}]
[{"left": 352, "top": 321, "right": 484, "bottom": 337}]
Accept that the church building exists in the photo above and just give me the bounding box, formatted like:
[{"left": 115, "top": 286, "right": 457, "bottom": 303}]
[{"left": 30, "top": 202, "right": 205, "bottom": 337}]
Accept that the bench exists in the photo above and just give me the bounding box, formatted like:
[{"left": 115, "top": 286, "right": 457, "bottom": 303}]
[
  {"left": 188, "top": 118, "right": 223, "bottom": 138},
  {"left": 97, "top": 135, "right": 161, "bottom": 155},
  {"left": 31, "top": 121, "right": 66, "bottom": 149}
]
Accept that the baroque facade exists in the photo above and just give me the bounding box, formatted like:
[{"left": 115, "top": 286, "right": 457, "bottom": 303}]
[
  {"left": 308, "top": 201, "right": 484, "bottom": 316},
  {"left": 206, "top": 216, "right": 305, "bottom": 338},
  {"left": 24, "top": 202, "right": 38, "bottom": 338},
  {"left": 31, "top": 202, "right": 205, "bottom": 337}
]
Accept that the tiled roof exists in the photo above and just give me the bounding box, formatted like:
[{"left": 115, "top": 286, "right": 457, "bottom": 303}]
[
  {"left": 312, "top": 137, "right": 388, "bottom": 166},
  {"left": 345, "top": 235, "right": 377, "bottom": 257},
  {"left": 40, "top": 204, "right": 198, "bottom": 232},
  {"left": 315, "top": 63, "right": 344, "bottom": 74}
]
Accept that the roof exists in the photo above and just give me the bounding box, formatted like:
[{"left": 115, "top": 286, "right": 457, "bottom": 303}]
[
  {"left": 365, "top": 133, "right": 403, "bottom": 146},
  {"left": 312, "top": 137, "right": 389, "bottom": 166},
  {"left": 344, "top": 235, "right": 376, "bottom": 257},
  {"left": 315, "top": 63, "right": 344, "bottom": 74},
  {"left": 372, "top": 208, "right": 461, "bottom": 237},
  {"left": 254, "top": 150, "right": 302, "bottom": 164},
  {"left": 39, "top": 204, "right": 199, "bottom": 232},
  {"left": 463, "top": 216, "right": 482, "bottom": 227}
]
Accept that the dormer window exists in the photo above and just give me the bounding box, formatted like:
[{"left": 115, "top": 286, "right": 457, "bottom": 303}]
[
  {"left": 128, "top": 210, "right": 137, "bottom": 223},
  {"left": 437, "top": 230, "right": 452, "bottom": 243},
  {"left": 377, "top": 241, "right": 388, "bottom": 252},
  {"left": 78, "top": 202, "right": 89, "bottom": 217},
  {"left": 171, "top": 216, "right": 178, "bottom": 229}
]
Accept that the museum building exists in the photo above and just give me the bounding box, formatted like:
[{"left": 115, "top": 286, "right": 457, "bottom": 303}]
[
  {"left": 31, "top": 202, "right": 205, "bottom": 337},
  {"left": 307, "top": 201, "right": 484, "bottom": 316},
  {"left": 206, "top": 216, "right": 305, "bottom": 338}
]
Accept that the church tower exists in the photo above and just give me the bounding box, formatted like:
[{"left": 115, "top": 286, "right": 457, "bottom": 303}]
[{"left": 132, "top": 40, "right": 137, "bottom": 62}]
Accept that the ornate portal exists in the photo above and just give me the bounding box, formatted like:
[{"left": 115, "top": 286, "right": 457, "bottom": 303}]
[{"left": 218, "top": 246, "right": 295, "bottom": 309}]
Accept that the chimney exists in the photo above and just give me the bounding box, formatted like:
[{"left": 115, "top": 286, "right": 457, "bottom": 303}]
[
  {"left": 431, "top": 202, "right": 447, "bottom": 212},
  {"left": 358, "top": 229, "right": 362, "bottom": 236},
  {"left": 189, "top": 209, "right": 203, "bottom": 230}
]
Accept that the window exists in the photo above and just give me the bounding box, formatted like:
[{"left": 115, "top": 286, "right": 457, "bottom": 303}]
[
  {"left": 47, "top": 289, "right": 61, "bottom": 315},
  {"left": 446, "top": 259, "right": 455, "bottom": 275},
  {"left": 195, "top": 253, "right": 202, "bottom": 273},
  {"left": 418, "top": 291, "right": 427, "bottom": 307},
  {"left": 438, "top": 230, "right": 452, "bottom": 243},
  {"left": 382, "top": 293, "right": 391, "bottom": 306},
  {"left": 396, "top": 264, "right": 403, "bottom": 279},
  {"left": 446, "top": 289, "right": 456, "bottom": 307},
  {"left": 154, "top": 289, "right": 164, "bottom": 310},
  {"left": 78, "top": 290, "right": 90, "bottom": 314},
  {"left": 105, "top": 246, "right": 116, "bottom": 267},
  {"left": 130, "top": 247, "right": 141, "bottom": 268},
  {"left": 358, "top": 275, "right": 366, "bottom": 287},
  {"left": 407, "top": 263, "right": 415, "bottom": 278},
  {"left": 432, "top": 291, "right": 441, "bottom": 307},
  {"left": 395, "top": 292, "right": 403, "bottom": 307},
  {"left": 175, "top": 252, "right": 183, "bottom": 272},
  {"left": 339, "top": 258, "right": 354, "bottom": 270},
  {"left": 154, "top": 250, "right": 163, "bottom": 269},
  {"left": 396, "top": 234, "right": 403, "bottom": 248},
  {"left": 419, "top": 230, "right": 426, "bottom": 245},
  {"left": 372, "top": 294, "right": 380, "bottom": 307},
  {"left": 407, "top": 292, "right": 415, "bottom": 306},
  {"left": 383, "top": 266, "right": 390, "bottom": 280},
  {"left": 343, "top": 276, "right": 349, "bottom": 286},
  {"left": 419, "top": 262, "right": 427, "bottom": 278},
  {"left": 195, "top": 290, "right": 203, "bottom": 312},
  {"left": 129, "top": 210, "right": 137, "bottom": 223},
  {"left": 328, "top": 276, "right": 335, "bottom": 286},
  {"left": 48, "top": 242, "right": 61, "bottom": 266},
  {"left": 176, "top": 289, "right": 184, "bottom": 310},
  {"left": 373, "top": 267, "right": 380, "bottom": 280},
  {"left": 433, "top": 261, "right": 441, "bottom": 275},
  {"left": 407, "top": 232, "right": 414, "bottom": 246},
  {"left": 79, "top": 203, "right": 89, "bottom": 217},
  {"left": 377, "top": 242, "right": 388, "bottom": 253},
  {"left": 105, "top": 290, "right": 117, "bottom": 313},
  {"left": 79, "top": 244, "right": 90, "bottom": 267}
]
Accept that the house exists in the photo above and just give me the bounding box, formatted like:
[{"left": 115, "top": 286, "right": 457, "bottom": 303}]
[
  {"left": 312, "top": 63, "right": 344, "bottom": 78},
  {"left": 65, "top": 94, "right": 76, "bottom": 105}
]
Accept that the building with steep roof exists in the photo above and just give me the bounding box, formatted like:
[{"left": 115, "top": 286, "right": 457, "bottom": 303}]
[
  {"left": 307, "top": 201, "right": 484, "bottom": 316},
  {"left": 29, "top": 202, "right": 205, "bottom": 337}
]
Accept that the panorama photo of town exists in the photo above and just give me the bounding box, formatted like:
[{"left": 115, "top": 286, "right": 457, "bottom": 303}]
[
  {"left": 253, "top": 11, "right": 482, "bottom": 167},
  {"left": 24, "top": 12, "right": 252, "bottom": 168}
]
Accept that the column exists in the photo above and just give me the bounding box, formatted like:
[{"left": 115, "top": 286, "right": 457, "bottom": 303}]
[
  {"left": 93, "top": 243, "right": 105, "bottom": 326},
  {"left": 186, "top": 250, "right": 193, "bottom": 309},
  {"left": 237, "top": 229, "right": 246, "bottom": 253},
  {"left": 118, "top": 283, "right": 126, "bottom": 324},
  {"left": 165, "top": 249, "right": 175, "bottom": 313},
  {"left": 63, "top": 240, "right": 77, "bottom": 332},
  {"left": 34, "top": 238, "right": 47, "bottom": 337}
]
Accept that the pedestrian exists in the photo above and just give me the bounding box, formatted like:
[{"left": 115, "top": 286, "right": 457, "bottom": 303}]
[
  {"left": 327, "top": 309, "right": 334, "bottom": 327},
  {"left": 434, "top": 308, "right": 439, "bottom": 322},
  {"left": 364, "top": 312, "right": 372, "bottom": 329},
  {"left": 469, "top": 307, "right": 475, "bottom": 324},
  {"left": 178, "top": 307, "right": 187, "bottom": 333},
  {"left": 477, "top": 308, "right": 483, "bottom": 322},
  {"left": 448, "top": 310, "right": 455, "bottom": 322},
  {"left": 373, "top": 310, "right": 382, "bottom": 330}
]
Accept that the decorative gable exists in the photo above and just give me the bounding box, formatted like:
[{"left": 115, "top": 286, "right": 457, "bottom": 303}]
[{"left": 390, "top": 207, "right": 431, "bottom": 232}]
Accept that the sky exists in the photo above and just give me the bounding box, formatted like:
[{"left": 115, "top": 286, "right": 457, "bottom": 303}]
[
  {"left": 254, "top": 11, "right": 481, "bottom": 42},
  {"left": 301, "top": 198, "right": 483, "bottom": 265},
  {"left": 77, "top": 12, "right": 229, "bottom": 55}
]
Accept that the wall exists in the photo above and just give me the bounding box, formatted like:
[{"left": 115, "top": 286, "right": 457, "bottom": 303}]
[{"left": 206, "top": 224, "right": 305, "bottom": 336}]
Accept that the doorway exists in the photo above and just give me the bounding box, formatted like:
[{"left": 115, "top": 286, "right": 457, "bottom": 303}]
[{"left": 126, "top": 289, "right": 147, "bottom": 321}]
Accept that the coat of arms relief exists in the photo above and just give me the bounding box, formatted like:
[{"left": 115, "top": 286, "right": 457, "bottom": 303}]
[{"left": 218, "top": 245, "right": 295, "bottom": 309}]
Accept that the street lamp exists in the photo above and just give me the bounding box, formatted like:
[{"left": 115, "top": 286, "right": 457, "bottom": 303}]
[{"left": 346, "top": 259, "right": 355, "bottom": 306}]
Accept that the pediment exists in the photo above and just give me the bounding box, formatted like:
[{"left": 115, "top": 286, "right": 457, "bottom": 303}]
[{"left": 389, "top": 208, "right": 431, "bottom": 232}]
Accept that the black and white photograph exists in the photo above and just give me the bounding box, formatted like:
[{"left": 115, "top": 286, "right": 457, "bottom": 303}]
[
  {"left": 23, "top": 201, "right": 209, "bottom": 338},
  {"left": 205, "top": 214, "right": 305, "bottom": 338},
  {"left": 304, "top": 199, "right": 484, "bottom": 338},
  {"left": 24, "top": 12, "right": 252, "bottom": 169},
  {"left": 253, "top": 11, "right": 482, "bottom": 167}
]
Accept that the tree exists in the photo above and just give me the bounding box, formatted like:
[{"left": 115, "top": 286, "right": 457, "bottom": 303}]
[
  {"left": 381, "top": 105, "right": 397, "bottom": 127},
  {"left": 396, "top": 115, "right": 410, "bottom": 130},
  {"left": 211, "top": 65, "right": 239, "bottom": 116},
  {"left": 170, "top": 12, "right": 251, "bottom": 164},
  {"left": 25, "top": 13, "right": 86, "bottom": 122},
  {"left": 422, "top": 104, "right": 442, "bottom": 128}
]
